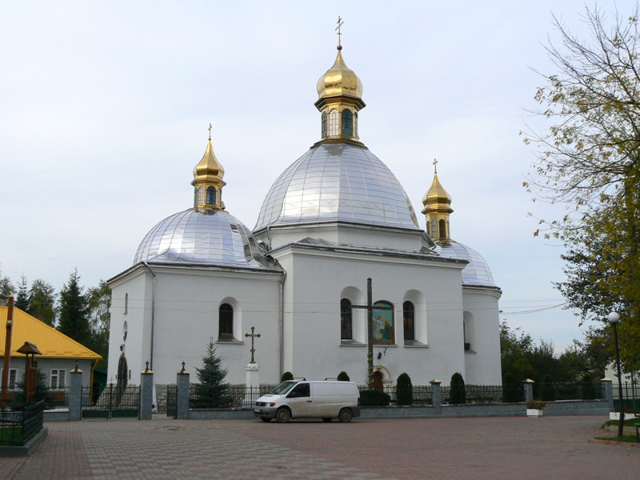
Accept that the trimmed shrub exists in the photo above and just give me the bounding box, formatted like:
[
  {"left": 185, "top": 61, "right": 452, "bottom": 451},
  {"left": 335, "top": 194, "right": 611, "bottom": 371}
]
[
  {"left": 360, "top": 390, "right": 391, "bottom": 406},
  {"left": 396, "top": 373, "right": 413, "bottom": 406},
  {"left": 337, "top": 371, "right": 350, "bottom": 382},
  {"left": 502, "top": 373, "right": 520, "bottom": 403},
  {"left": 449, "top": 372, "right": 466, "bottom": 404},
  {"left": 541, "top": 374, "right": 555, "bottom": 402},
  {"left": 281, "top": 371, "right": 294, "bottom": 382},
  {"left": 581, "top": 373, "right": 596, "bottom": 400}
]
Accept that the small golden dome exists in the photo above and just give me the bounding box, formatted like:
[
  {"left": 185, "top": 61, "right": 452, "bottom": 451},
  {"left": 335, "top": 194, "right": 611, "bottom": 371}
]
[
  {"left": 317, "top": 46, "right": 363, "bottom": 100},
  {"left": 422, "top": 173, "right": 452, "bottom": 208},
  {"left": 193, "top": 139, "right": 225, "bottom": 183}
]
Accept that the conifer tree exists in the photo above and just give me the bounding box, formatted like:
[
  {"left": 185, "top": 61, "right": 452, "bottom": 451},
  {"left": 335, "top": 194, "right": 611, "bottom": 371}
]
[
  {"left": 29, "top": 279, "right": 56, "bottom": 327},
  {"left": 192, "top": 341, "right": 232, "bottom": 408},
  {"left": 57, "top": 270, "right": 91, "bottom": 347},
  {"left": 15, "top": 275, "right": 30, "bottom": 311}
]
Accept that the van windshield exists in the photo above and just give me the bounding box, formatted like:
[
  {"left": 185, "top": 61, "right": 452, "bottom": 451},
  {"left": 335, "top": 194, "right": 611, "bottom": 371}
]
[{"left": 269, "top": 381, "right": 297, "bottom": 395}]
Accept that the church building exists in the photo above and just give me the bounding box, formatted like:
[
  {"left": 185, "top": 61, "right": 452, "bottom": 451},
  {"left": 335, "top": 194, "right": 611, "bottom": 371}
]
[{"left": 107, "top": 42, "right": 502, "bottom": 389}]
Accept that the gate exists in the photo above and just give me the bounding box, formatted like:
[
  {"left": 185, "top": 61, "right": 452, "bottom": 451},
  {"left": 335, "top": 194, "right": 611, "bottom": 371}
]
[
  {"left": 166, "top": 384, "right": 177, "bottom": 418},
  {"left": 82, "top": 383, "right": 140, "bottom": 419}
]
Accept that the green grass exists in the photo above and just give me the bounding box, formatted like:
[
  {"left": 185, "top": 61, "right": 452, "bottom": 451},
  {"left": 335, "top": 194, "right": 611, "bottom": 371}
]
[
  {"left": 595, "top": 435, "right": 639, "bottom": 444},
  {"left": 602, "top": 418, "right": 640, "bottom": 428}
]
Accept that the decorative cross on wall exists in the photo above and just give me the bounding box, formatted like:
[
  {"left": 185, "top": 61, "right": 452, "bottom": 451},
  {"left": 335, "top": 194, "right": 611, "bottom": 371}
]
[{"left": 245, "top": 326, "right": 261, "bottom": 363}]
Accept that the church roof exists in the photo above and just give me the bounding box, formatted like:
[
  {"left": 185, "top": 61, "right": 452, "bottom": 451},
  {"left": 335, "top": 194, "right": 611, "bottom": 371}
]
[
  {"left": 134, "top": 209, "right": 274, "bottom": 269},
  {"left": 0, "top": 306, "right": 101, "bottom": 360},
  {"left": 435, "top": 241, "right": 497, "bottom": 288},
  {"left": 254, "top": 142, "right": 421, "bottom": 232}
]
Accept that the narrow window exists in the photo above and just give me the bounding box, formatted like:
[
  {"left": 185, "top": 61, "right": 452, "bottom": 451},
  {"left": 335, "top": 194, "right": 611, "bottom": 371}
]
[
  {"left": 439, "top": 219, "right": 446, "bottom": 239},
  {"left": 206, "top": 187, "right": 216, "bottom": 205},
  {"left": 431, "top": 220, "right": 438, "bottom": 239},
  {"left": 373, "top": 301, "right": 395, "bottom": 345},
  {"left": 124, "top": 293, "right": 128, "bottom": 315},
  {"left": 321, "top": 112, "right": 327, "bottom": 138},
  {"left": 2, "top": 369, "right": 18, "bottom": 389},
  {"left": 340, "top": 299, "right": 353, "bottom": 340},
  {"left": 403, "top": 301, "right": 415, "bottom": 342},
  {"left": 341, "top": 109, "right": 353, "bottom": 136},
  {"left": 329, "top": 109, "right": 339, "bottom": 137},
  {"left": 219, "top": 303, "right": 234, "bottom": 340}
]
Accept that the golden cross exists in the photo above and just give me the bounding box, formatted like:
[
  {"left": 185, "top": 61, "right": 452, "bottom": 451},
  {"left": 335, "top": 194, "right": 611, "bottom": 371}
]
[
  {"left": 433, "top": 158, "right": 438, "bottom": 174},
  {"left": 245, "top": 326, "right": 261, "bottom": 363},
  {"left": 208, "top": 123, "right": 212, "bottom": 141},
  {"left": 336, "top": 16, "right": 344, "bottom": 46}
]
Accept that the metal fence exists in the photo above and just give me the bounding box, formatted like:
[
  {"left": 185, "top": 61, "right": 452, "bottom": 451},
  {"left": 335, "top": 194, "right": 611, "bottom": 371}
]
[
  {"left": 81, "top": 384, "right": 140, "bottom": 419},
  {"left": 188, "top": 384, "right": 277, "bottom": 409},
  {"left": 0, "top": 400, "right": 45, "bottom": 446},
  {"left": 47, "top": 387, "right": 70, "bottom": 410},
  {"left": 533, "top": 382, "right": 603, "bottom": 401}
]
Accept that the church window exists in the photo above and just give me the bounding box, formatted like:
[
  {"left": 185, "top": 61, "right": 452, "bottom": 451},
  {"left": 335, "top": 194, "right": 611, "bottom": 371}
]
[
  {"left": 431, "top": 220, "right": 437, "bottom": 239},
  {"left": 124, "top": 293, "right": 128, "bottom": 315},
  {"left": 328, "top": 109, "right": 339, "bottom": 137},
  {"left": 373, "top": 301, "right": 395, "bottom": 345},
  {"left": 340, "top": 298, "right": 353, "bottom": 340},
  {"left": 197, "top": 187, "right": 205, "bottom": 206},
  {"left": 341, "top": 109, "right": 353, "bottom": 136},
  {"left": 206, "top": 187, "right": 216, "bottom": 205},
  {"left": 219, "top": 303, "right": 234, "bottom": 340},
  {"left": 321, "top": 112, "right": 327, "bottom": 138},
  {"left": 354, "top": 112, "right": 358, "bottom": 138},
  {"left": 439, "top": 219, "right": 446, "bottom": 239},
  {"left": 403, "top": 301, "right": 415, "bottom": 342}
]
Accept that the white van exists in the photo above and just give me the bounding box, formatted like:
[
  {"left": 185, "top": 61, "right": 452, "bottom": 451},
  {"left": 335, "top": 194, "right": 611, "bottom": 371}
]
[{"left": 254, "top": 380, "right": 361, "bottom": 423}]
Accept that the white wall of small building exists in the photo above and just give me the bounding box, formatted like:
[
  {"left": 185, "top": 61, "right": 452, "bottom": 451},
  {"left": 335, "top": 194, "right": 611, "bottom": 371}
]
[{"left": 1, "top": 357, "right": 95, "bottom": 388}]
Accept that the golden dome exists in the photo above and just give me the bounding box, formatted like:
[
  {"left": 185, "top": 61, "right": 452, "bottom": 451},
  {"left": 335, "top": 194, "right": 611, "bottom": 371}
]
[
  {"left": 316, "top": 46, "right": 363, "bottom": 100},
  {"left": 193, "top": 139, "right": 225, "bottom": 183},
  {"left": 422, "top": 172, "right": 452, "bottom": 208}
]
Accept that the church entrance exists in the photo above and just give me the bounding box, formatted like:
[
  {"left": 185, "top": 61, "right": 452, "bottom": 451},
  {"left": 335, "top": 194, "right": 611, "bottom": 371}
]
[{"left": 373, "top": 371, "right": 383, "bottom": 391}]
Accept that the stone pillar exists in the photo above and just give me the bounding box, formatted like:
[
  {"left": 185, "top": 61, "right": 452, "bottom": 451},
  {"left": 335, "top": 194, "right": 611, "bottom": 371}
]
[
  {"left": 523, "top": 378, "right": 534, "bottom": 403},
  {"left": 245, "top": 362, "right": 260, "bottom": 407},
  {"left": 601, "top": 378, "right": 614, "bottom": 410},
  {"left": 140, "top": 366, "right": 153, "bottom": 420},
  {"left": 430, "top": 379, "right": 442, "bottom": 415},
  {"left": 69, "top": 365, "right": 83, "bottom": 421},
  {"left": 176, "top": 369, "right": 190, "bottom": 420}
]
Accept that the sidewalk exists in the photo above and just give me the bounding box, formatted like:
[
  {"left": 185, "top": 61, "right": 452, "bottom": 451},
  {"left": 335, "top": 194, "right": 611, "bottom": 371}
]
[{"left": 2, "top": 415, "right": 639, "bottom": 479}]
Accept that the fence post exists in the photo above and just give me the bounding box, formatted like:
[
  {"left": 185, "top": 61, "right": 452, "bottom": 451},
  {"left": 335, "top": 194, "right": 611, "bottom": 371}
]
[
  {"left": 176, "top": 366, "right": 190, "bottom": 420},
  {"left": 430, "top": 379, "right": 442, "bottom": 415},
  {"left": 69, "top": 365, "right": 83, "bottom": 421},
  {"left": 140, "top": 364, "right": 153, "bottom": 420},
  {"left": 523, "top": 378, "right": 534, "bottom": 403},
  {"left": 601, "top": 378, "right": 613, "bottom": 410}
]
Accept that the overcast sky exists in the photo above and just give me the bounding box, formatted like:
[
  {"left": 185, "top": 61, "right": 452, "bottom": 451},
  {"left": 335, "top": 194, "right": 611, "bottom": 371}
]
[{"left": 1, "top": 1, "right": 618, "bottom": 351}]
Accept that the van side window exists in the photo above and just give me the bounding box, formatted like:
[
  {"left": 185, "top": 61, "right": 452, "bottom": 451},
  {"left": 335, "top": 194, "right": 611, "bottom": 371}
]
[{"left": 288, "top": 383, "right": 310, "bottom": 398}]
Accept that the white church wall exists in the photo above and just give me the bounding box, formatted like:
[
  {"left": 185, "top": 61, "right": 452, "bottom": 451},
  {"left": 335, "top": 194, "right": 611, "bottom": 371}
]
[
  {"left": 462, "top": 287, "right": 502, "bottom": 385},
  {"left": 108, "top": 267, "right": 151, "bottom": 385},
  {"left": 273, "top": 245, "right": 468, "bottom": 386}
]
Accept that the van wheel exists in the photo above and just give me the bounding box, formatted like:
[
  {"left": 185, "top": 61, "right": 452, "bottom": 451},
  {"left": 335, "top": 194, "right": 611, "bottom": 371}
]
[
  {"left": 338, "top": 408, "right": 353, "bottom": 423},
  {"left": 321, "top": 417, "right": 332, "bottom": 422},
  {"left": 260, "top": 417, "right": 272, "bottom": 423},
  {"left": 275, "top": 408, "right": 291, "bottom": 423}
]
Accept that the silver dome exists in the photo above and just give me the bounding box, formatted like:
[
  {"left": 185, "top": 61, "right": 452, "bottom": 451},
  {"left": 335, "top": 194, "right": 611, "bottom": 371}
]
[
  {"left": 436, "top": 241, "right": 497, "bottom": 288},
  {"left": 135, "top": 209, "right": 272, "bottom": 269},
  {"left": 254, "top": 143, "right": 420, "bottom": 232}
]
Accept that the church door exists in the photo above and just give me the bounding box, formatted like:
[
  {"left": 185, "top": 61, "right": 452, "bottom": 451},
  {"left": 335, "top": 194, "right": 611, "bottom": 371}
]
[{"left": 373, "top": 371, "right": 383, "bottom": 391}]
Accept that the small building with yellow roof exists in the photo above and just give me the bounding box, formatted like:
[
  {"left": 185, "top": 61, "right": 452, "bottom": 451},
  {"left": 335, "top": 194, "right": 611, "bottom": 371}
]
[{"left": 1, "top": 306, "right": 101, "bottom": 392}]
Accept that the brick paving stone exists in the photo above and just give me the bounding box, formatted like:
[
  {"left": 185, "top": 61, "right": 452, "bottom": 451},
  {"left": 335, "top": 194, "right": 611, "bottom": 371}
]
[{"left": 1, "top": 415, "right": 639, "bottom": 479}]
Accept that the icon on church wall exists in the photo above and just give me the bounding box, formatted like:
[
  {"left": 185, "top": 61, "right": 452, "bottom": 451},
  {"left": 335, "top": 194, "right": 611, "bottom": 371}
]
[{"left": 373, "top": 301, "right": 394, "bottom": 345}]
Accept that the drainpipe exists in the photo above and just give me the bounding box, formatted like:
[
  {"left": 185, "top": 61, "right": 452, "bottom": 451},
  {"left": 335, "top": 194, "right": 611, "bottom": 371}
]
[
  {"left": 279, "top": 270, "right": 287, "bottom": 378},
  {"left": 142, "top": 262, "right": 156, "bottom": 370}
]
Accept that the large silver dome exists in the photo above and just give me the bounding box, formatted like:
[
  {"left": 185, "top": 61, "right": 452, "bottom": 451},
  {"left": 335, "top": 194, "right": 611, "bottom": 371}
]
[
  {"left": 135, "top": 209, "right": 272, "bottom": 269},
  {"left": 254, "top": 143, "right": 420, "bottom": 232},
  {"left": 436, "top": 241, "right": 497, "bottom": 288}
]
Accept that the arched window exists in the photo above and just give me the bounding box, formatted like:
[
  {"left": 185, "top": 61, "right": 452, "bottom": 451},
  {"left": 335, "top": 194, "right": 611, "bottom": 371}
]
[
  {"left": 373, "top": 301, "right": 395, "bottom": 345},
  {"left": 431, "top": 220, "right": 438, "bottom": 239},
  {"left": 206, "top": 187, "right": 216, "bottom": 205},
  {"left": 340, "top": 299, "right": 353, "bottom": 340},
  {"left": 341, "top": 109, "right": 353, "bottom": 136},
  {"left": 329, "top": 109, "right": 339, "bottom": 137},
  {"left": 403, "top": 301, "right": 415, "bottom": 343},
  {"left": 219, "top": 303, "right": 233, "bottom": 340},
  {"left": 439, "top": 219, "right": 446, "bottom": 239},
  {"left": 321, "top": 112, "right": 327, "bottom": 138},
  {"left": 197, "top": 187, "right": 205, "bottom": 205}
]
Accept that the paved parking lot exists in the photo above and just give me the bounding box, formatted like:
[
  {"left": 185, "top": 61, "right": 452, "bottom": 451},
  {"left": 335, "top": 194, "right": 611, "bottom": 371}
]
[{"left": 2, "top": 415, "right": 639, "bottom": 479}]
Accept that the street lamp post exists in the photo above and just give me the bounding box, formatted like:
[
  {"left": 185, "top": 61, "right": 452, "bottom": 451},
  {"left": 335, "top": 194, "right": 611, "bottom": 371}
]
[{"left": 608, "top": 312, "right": 625, "bottom": 438}]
